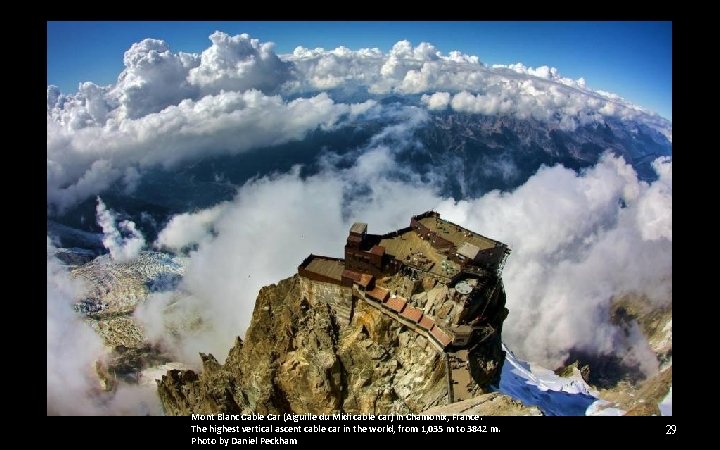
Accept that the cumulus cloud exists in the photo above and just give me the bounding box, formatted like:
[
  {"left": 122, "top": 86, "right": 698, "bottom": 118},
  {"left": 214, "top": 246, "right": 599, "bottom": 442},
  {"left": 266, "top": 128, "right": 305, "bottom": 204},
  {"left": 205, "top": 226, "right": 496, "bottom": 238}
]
[
  {"left": 450, "top": 90, "right": 514, "bottom": 116},
  {"left": 188, "top": 32, "right": 292, "bottom": 95},
  {"left": 46, "top": 32, "right": 378, "bottom": 212},
  {"left": 47, "top": 237, "right": 161, "bottom": 415},
  {"left": 96, "top": 197, "right": 146, "bottom": 262},
  {"left": 436, "top": 154, "right": 672, "bottom": 372},
  {"left": 421, "top": 91, "right": 450, "bottom": 110},
  {"left": 286, "top": 40, "right": 670, "bottom": 136},
  {"left": 48, "top": 40, "right": 199, "bottom": 127},
  {"left": 493, "top": 63, "right": 586, "bottom": 89},
  {"left": 48, "top": 89, "right": 375, "bottom": 212},
  {"left": 48, "top": 32, "right": 670, "bottom": 213},
  {"left": 114, "top": 38, "right": 200, "bottom": 120},
  {"left": 286, "top": 39, "right": 481, "bottom": 96},
  {"left": 286, "top": 45, "right": 385, "bottom": 91},
  {"left": 418, "top": 83, "right": 658, "bottom": 131},
  {"left": 48, "top": 32, "right": 292, "bottom": 129},
  {"left": 49, "top": 32, "right": 293, "bottom": 125},
  {"left": 154, "top": 201, "right": 230, "bottom": 252}
]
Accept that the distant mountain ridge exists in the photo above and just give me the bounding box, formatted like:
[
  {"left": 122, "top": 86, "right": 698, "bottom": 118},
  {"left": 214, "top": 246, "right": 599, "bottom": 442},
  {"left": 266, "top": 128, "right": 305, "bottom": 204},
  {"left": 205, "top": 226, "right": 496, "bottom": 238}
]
[{"left": 48, "top": 109, "right": 671, "bottom": 246}]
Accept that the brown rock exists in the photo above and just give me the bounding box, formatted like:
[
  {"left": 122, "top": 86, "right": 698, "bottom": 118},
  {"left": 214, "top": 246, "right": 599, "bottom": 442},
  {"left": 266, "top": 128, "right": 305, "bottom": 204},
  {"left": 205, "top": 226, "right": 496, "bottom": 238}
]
[{"left": 158, "top": 271, "right": 509, "bottom": 415}]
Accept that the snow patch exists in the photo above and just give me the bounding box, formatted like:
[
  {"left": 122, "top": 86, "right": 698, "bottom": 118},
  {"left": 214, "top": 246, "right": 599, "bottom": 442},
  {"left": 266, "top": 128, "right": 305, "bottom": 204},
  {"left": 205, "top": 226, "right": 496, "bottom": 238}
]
[
  {"left": 586, "top": 400, "right": 625, "bottom": 416},
  {"left": 659, "top": 386, "right": 672, "bottom": 416},
  {"left": 139, "top": 362, "right": 188, "bottom": 387},
  {"left": 499, "top": 344, "right": 603, "bottom": 416}
]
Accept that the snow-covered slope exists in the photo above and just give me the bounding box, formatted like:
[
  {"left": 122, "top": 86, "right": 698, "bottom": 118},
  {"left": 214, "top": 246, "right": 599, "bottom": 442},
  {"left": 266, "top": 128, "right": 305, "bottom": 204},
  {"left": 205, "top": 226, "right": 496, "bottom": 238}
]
[{"left": 498, "top": 344, "right": 625, "bottom": 416}]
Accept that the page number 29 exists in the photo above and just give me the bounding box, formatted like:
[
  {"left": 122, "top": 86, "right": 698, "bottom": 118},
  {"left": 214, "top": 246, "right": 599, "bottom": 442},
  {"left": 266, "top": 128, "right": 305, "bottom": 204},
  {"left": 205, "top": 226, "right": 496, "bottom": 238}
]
[{"left": 666, "top": 425, "right": 676, "bottom": 435}]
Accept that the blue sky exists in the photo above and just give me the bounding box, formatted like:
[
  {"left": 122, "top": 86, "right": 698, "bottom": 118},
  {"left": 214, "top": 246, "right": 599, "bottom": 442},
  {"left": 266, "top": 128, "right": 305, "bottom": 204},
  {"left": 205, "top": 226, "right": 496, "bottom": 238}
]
[{"left": 47, "top": 21, "right": 672, "bottom": 120}]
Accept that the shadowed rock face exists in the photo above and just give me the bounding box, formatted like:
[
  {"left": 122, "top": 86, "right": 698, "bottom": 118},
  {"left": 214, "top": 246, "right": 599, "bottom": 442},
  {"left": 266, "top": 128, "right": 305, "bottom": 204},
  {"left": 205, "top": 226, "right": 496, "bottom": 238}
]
[{"left": 157, "top": 271, "right": 509, "bottom": 415}]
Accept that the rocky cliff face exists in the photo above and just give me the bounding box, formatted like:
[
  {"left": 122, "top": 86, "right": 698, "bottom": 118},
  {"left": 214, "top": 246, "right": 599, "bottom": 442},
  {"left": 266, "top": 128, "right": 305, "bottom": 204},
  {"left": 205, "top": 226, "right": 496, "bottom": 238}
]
[
  {"left": 595, "top": 295, "right": 672, "bottom": 415},
  {"left": 158, "top": 272, "right": 508, "bottom": 415}
]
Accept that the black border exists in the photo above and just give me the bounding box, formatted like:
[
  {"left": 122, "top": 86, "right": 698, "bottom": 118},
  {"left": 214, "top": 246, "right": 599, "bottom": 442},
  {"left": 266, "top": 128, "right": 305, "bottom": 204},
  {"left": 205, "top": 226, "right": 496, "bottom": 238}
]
[{"left": 38, "top": 13, "right": 683, "bottom": 444}]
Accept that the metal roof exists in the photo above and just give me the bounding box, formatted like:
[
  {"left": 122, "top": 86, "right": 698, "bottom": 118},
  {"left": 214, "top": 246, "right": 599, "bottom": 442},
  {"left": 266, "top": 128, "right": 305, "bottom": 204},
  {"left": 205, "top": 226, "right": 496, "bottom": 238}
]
[
  {"left": 350, "top": 222, "right": 368, "bottom": 234},
  {"left": 304, "top": 257, "right": 345, "bottom": 281},
  {"left": 457, "top": 242, "right": 481, "bottom": 260}
]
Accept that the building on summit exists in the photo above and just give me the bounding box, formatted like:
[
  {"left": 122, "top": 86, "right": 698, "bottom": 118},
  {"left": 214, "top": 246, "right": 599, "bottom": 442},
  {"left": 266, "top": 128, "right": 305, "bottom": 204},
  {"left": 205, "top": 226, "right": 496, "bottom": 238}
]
[{"left": 297, "top": 211, "right": 510, "bottom": 351}]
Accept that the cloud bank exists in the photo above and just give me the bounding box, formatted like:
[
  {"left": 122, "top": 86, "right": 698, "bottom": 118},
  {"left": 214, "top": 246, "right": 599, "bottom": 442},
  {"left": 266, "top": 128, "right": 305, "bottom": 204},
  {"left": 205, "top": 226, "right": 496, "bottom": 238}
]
[
  {"left": 436, "top": 154, "right": 671, "bottom": 373},
  {"left": 48, "top": 88, "right": 375, "bottom": 212},
  {"left": 288, "top": 40, "right": 669, "bottom": 132},
  {"left": 48, "top": 32, "right": 670, "bottom": 213}
]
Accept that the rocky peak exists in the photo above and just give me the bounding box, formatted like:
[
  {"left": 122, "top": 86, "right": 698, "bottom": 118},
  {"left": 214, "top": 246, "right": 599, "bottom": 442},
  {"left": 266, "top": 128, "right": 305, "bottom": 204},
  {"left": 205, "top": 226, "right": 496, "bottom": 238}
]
[{"left": 158, "top": 213, "right": 511, "bottom": 415}]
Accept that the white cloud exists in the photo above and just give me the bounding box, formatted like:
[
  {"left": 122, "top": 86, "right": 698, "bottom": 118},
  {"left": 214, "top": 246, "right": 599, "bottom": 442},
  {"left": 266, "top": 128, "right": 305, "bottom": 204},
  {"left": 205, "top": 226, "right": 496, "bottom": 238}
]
[
  {"left": 421, "top": 91, "right": 450, "bottom": 110},
  {"left": 286, "top": 40, "right": 669, "bottom": 133},
  {"left": 637, "top": 157, "right": 672, "bottom": 241},
  {"left": 47, "top": 237, "right": 161, "bottom": 415},
  {"left": 46, "top": 32, "right": 379, "bottom": 212},
  {"left": 48, "top": 33, "right": 670, "bottom": 213},
  {"left": 135, "top": 169, "right": 348, "bottom": 362},
  {"left": 154, "top": 201, "right": 230, "bottom": 252},
  {"left": 113, "top": 38, "right": 200, "bottom": 120},
  {"left": 47, "top": 236, "right": 104, "bottom": 414},
  {"left": 450, "top": 90, "right": 513, "bottom": 116},
  {"left": 136, "top": 164, "right": 446, "bottom": 363},
  {"left": 135, "top": 116, "right": 439, "bottom": 363},
  {"left": 96, "top": 197, "right": 146, "bottom": 262},
  {"left": 47, "top": 159, "right": 121, "bottom": 211},
  {"left": 493, "top": 63, "right": 586, "bottom": 89},
  {"left": 436, "top": 154, "right": 671, "bottom": 372},
  {"left": 188, "top": 31, "right": 292, "bottom": 95},
  {"left": 285, "top": 45, "right": 385, "bottom": 91},
  {"left": 433, "top": 83, "right": 651, "bottom": 130},
  {"left": 48, "top": 89, "right": 375, "bottom": 212}
]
